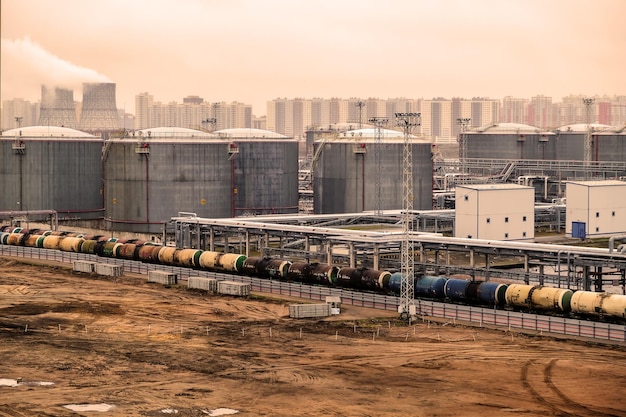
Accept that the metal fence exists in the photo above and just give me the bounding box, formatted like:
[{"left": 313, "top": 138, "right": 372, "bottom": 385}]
[{"left": 2, "top": 245, "right": 624, "bottom": 344}]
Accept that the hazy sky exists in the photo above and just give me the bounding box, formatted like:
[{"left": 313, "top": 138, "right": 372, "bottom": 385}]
[{"left": 2, "top": 0, "right": 625, "bottom": 116}]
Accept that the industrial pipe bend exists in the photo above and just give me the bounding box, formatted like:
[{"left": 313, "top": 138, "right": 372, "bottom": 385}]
[{"left": 608, "top": 234, "right": 626, "bottom": 253}]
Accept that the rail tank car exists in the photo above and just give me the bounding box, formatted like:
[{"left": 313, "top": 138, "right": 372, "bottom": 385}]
[
  {"left": 571, "top": 291, "right": 626, "bottom": 319},
  {"left": 415, "top": 276, "right": 447, "bottom": 298},
  {"left": 505, "top": 284, "right": 573, "bottom": 312}
]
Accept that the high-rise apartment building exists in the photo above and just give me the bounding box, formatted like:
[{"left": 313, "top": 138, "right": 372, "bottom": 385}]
[
  {"left": 135, "top": 92, "right": 154, "bottom": 130},
  {"left": 501, "top": 97, "right": 529, "bottom": 125},
  {"left": 1, "top": 98, "right": 39, "bottom": 130},
  {"left": 421, "top": 98, "right": 453, "bottom": 143},
  {"left": 134, "top": 93, "right": 252, "bottom": 130},
  {"left": 528, "top": 95, "right": 553, "bottom": 129}
]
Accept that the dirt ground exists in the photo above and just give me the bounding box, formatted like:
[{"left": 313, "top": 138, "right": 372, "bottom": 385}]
[{"left": 1, "top": 257, "right": 625, "bottom": 417}]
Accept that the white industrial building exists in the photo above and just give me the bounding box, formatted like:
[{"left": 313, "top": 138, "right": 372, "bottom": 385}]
[
  {"left": 565, "top": 180, "right": 626, "bottom": 238},
  {"left": 455, "top": 184, "right": 535, "bottom": 241}
]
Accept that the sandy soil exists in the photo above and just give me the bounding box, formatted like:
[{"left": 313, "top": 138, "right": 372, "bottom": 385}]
[{"left": 1, "top": 256, "right": 625, "bottom": 417}]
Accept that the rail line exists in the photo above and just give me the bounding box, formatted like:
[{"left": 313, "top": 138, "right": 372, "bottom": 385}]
[{"left": 2, "top": 245, "right": 625, "bottom": 344}]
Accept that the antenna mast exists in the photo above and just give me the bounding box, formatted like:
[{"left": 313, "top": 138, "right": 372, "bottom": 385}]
[{"left": 395, "top": 112, "right": 421, "bottom": 320}]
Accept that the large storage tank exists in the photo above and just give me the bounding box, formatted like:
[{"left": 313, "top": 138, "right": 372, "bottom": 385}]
[
  {"left": 554, "top": 124, "right": 626, "bottom": 162},
  {"left": 0, "top": 126, "right": 103, "bottom": 220},
  {"left": 464, "top": 123, "right": 557, "bottom": 160},
  {"left": 104, "top": 127, "right": 299, "bottom": 233},
  {"left": 313, "top": 128, "right": 433, "bottom": 213}
]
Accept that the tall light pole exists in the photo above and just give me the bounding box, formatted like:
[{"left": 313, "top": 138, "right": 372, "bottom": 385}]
[
  {"left": 395, "top": 112, "right": 421, "bottom": 320},
  {"left": 369, "top": 117, "right": 388, "bottom": 215},
  {"left": 356, "top": 101, "right": 365, "bottom": 129}
]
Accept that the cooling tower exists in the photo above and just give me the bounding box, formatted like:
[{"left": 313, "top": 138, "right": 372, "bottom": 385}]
[
  {"left": 38, "top": 86, "right": 78, "bottom": 128},
  {"left": 79, "top": 82, "right": 121, "bottom": 130}
]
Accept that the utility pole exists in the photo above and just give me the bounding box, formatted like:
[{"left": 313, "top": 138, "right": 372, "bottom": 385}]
[
  {"left": 395, "top": 112, "right": 421, "bottom": 320},
  {"left": 457, "top": 117, "right": 470, "bottom": 174},
  {"left": 369, "top": 117, "right": 388, "bottom": 215}
]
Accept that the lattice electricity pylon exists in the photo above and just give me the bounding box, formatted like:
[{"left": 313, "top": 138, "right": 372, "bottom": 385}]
[
  {"left": 457, "top": 117, "right": 470, "bottom": 174},
  {"left": 368, "top": 117, "right": 388, "bottom": 215},
  {"left": 394, "top": 112, "right": 421, "bottom": 319}
]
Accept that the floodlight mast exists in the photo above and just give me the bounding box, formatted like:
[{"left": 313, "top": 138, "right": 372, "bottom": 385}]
[
  {"left": 395, "top": 112, "right": 421, "bottom": 320},
  {"left": 356, "top": 101, "right": 366, "bottom": 129},
  {"left": 369, "top": 117, "right": 388, "bottom": 215}
]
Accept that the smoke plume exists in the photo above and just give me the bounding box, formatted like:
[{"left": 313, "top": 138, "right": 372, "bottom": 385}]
[{"left": 0, "top": 37, "right": 111, "bottom": 101}]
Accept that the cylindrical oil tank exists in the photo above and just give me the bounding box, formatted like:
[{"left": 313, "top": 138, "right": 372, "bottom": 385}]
[
  {"left": 505, "top": 284, "right": 535, "bottom": 308},
  {"left": 137, "top": 245, "right": 163, "bottom": 263},
  {"left": 117, "top": 243, "right": 140, "bottom": 260},
  {"left": 0, "top": 127, "right": 103, "bottom": 218},
  {"left": 100, "top": 241, "right": 122, "bottom": 258},
  {"left": 361, "top": 269, "right": 392, "bottom": 292},
  {"left": 444, "top": 278, "right": 471, "bottom": 301},
  {"left": 158, "top": 246, "right": 177, "bottom": 264},
  {"left": 24, "top": 234, "right": 40, "bottom": 247},
  {"left": 336, "top": 267, "right": 364, "bottom": 289},
  {"left": 313, "top": 129, "right": 433, "bottom": 214},
  {"left": 218, "top": 253, "right": 246, "bottom": 272},
  {"left": 388, "top": 272, "right": 403, "bottom": 294},
  {"left": 387, "top": 272, "right": 420, "bottom": 295},
  {"left": 58, "top": 236, "right": 84, "bottom": 252},
  {"left": 7, "top": 233, "right": 26, "bottom": 246},
  {"left": 174, "top": 248, "right": 202, "bottom": 267},
  {"left": 104, "top": 128, "right": 298, "bottom": 234},
  {"left": 571, "top": 291, "right": 626, "bottom": 319},
  {"left": 79, "top": 240, "right": 97, "bottom": 254},
  {"left": 305, "top": 263, "right": 338, "bottom": 286},
  {"left": 240, "top": 256, "right": 262, "bottom": 276},
  {"left": 287, "top": 262, "right": 312, "bottom": 283},
  {"left": 262, "top": 259, "right": 291, "bottom": 279},
  {"left": 571, "top": 291, "right": 603, "bottom": 316},
  {"left": 465, "top": 123, "right": 557, "bottom": 161},
  {"left": 415, "top": 276, "right": 447, "bottom": 298},
  {"left": 465, "top": 281, "right": 482, "bottom": 302},
  {"left": 476, "top": 282, "right": 508, "bottom": 305},
  {"left": 530, "top": 286, "right": 573, "bottom": 312},
  {"left": 199, "top": 251, "right": 222, "bottom": 270},
  {"left": 600, "top": 294, "right": 626, "bottom": 319},
  {"left": 42, "top": 235, "right": 64, "bottom": 250}
]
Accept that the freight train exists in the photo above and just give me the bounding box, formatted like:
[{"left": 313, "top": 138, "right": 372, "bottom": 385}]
[{"left": 2, "top": 226, "right": 625, "bottom": 322}]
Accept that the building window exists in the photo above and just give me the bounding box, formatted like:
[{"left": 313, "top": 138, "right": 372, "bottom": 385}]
[
  {"left": 522, "top": 216, "right": 527, "bottom": 222},
  {"left": 505, "top": 217, "right": 509, "bottom": 223},
  {"left": 464, "top": 195, "right": 469, "bottom": 201},
  {"left": 596, "top": 227, "right": 599, "bottom": 233},
  {"left": 613, "top": 211, "right": 616, "bottom": 217},
  {"left": 486, "top": 218, "right": 491, "bottom": 224},
  {"left": 596, "top": 212, "right": 600, "bottom": 218},
  {"left": 522, "top": 232, "right": 527, "bottom": 237},
  {"left": 467, "top": 235, "right": 472, "bottom": 239},
  {"left": 504, "top": 233, "right": 509, "bottom": 238}
]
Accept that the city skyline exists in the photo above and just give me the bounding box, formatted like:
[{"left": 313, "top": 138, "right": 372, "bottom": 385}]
[{"left": 2, "top": 0, "right": 626, "bottom": 116}]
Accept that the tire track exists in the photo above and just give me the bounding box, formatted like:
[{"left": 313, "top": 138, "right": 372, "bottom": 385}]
[{"left": 521, "top": 359, "right": 625, "bottom": 417}]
